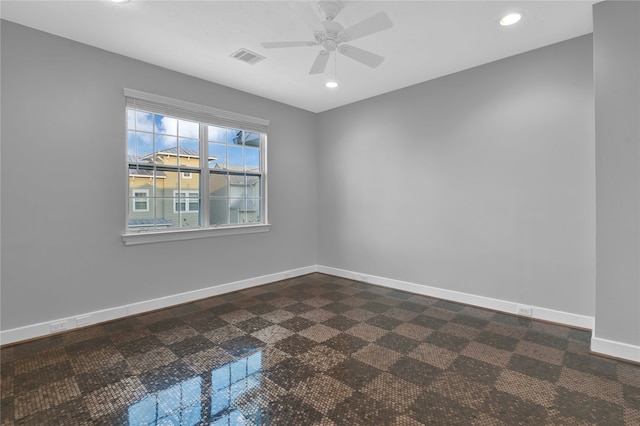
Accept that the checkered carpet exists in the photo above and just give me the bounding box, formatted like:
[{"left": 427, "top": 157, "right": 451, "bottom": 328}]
[{"left": 2, "top": 273, "right": 639, "bottom": 425}]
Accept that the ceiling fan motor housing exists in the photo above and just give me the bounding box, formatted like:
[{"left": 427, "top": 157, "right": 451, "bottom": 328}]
[{"left": 315, "top": 20, "right": 344, "bottom": 52}]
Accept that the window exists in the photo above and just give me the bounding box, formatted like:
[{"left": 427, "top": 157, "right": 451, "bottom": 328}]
[
  {"left": 173, "top": 190, "right": 200, "bottom": 213},
  {"left": 124, "top": 89, "right": 269, "bottom": 244},
  {"left": 132, "top": 189, "right": 149, "bottom": 212}
]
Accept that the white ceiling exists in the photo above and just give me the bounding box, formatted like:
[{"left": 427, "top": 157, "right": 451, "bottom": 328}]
[{"left": 1, "top": 0, "right": 597, "bottom": 113}]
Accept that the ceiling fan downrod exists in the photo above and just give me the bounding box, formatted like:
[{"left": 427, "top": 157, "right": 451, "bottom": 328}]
[{"left": 318, "top": 1, "right": 342, "bottom": 21}]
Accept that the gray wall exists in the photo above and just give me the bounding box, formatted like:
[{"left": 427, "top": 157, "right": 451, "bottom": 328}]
[
  {"left": 594, "top": 1, "right": 640, "bottom": 346},
  {"left": 0, "top": 21, "right": 318, "bottom": 330},
  {"left": 2, "top": 18, "right": 619, "bottom": 341},
  {"left": 317, "top": 35, "right": 596, "bottom": 317}
]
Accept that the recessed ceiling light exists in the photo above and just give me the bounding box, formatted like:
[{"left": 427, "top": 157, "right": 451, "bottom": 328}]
[
  {"left": 110, "top": 0, "right": 130, "bottom": 3},
  {"left": 325, "top": 80, "right": 339, "bottom": 89},
  {"left": 500, "top": 13, "right": 521, "bottom": 26}
]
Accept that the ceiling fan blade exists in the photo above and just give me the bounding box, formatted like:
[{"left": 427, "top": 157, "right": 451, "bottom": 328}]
[
  {"left": 338, "top": 44, "right": 385, "bottom": 68},
  {"left": 309, "top": 50, "right": 330, "bottom": 74},
  {"left": 261, "top": 41, "right": 317, "bottom": 49},
  {"left": 342, "top": 11, "right": 393, "bottom": 42}
]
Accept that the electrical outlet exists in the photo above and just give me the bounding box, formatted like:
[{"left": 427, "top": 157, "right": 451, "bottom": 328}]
[
  {"left": 50, "top": 321, "right": 68, "bottom": 333},
  {"left": 516, "top": 305, "right": 533, "bottom": 317}
]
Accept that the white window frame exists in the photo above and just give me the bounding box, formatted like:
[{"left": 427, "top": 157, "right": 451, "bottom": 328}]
[
  {"left": 132, "top": 189, "right": 150, "bottom": 212},
  {"left": 123, "top": 89, "right": 270, "bottom": 245}
]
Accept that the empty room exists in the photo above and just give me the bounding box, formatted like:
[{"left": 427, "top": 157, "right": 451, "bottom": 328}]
[{"left": 1, "top": 0, "right": 639, "bottom": 424}]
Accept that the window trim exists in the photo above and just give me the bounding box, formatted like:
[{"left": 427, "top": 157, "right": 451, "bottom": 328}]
[
  {"left": 122, "top": 224, "right": 270, "bottom": 246},
  {"left": 122, "top": 89, "right": 270, "bottom": 245},
  {"left": 123, "top": 89, "right": 269, "bottom": 133}
]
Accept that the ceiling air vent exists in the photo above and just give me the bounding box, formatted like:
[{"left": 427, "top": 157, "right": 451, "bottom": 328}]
[{"left": 231, "top": 49, "right": 265, "bottom": 65}]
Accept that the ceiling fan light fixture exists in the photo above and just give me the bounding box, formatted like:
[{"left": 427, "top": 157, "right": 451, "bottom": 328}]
[
  {"left": 325, "top": 80, "right": 339, "bottom": 88},
  {"left": 500, "top": 13, "right": 522, "bottom": 26}
]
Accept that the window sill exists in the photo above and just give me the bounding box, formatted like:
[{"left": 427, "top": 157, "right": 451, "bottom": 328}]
[{"left": 122, "top": 224, "right": 270, "bottom": 246}]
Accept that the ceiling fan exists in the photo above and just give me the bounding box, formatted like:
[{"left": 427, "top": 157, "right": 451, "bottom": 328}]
[{"left": 261, "top": 1, "right": 393, "bottom": 75}]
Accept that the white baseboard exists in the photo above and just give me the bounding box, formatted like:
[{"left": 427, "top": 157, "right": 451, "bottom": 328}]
[
  {"left": 5, "top": 264, "right": 637, "bottom": 364},
  {"left": 317, "top": 265, "right": 595, "bottom": 330},
  {"left": 591, "top": 336, "right": 640, "bottom": 363},
  {"left": 0, "top": 266, "right": 316, "bottom": 346}
]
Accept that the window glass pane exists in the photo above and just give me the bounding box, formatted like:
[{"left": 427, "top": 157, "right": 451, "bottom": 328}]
[
  {"left": 229, "top": 174, "right": 246, "bottom": 194},
  {"left": 155, "top": 114, "right": 177, "bottom": 136},
  {"left": 156, "top": 134, "right": 177, "bottom": 150},
  {"left": 128, "top": 132, "right": 153, "bottom": 162},
  {"left": 181, "top": 171, "right": 200, "bottom": 192},
  {"left": 155, "top": 135, "right": 178, "bottom": 151},
  {"left": 153, "top": 135, "right": 177, "bottom": 166},
  {"left": 210, "top": 198, "right": 229, "bottom": 225},
  {"left": 179, "top": 138, "right": 199, "bottom": 167},
  {"left": 127, "top": 109, "right": 136, "bottom": 130},
  {"left": 158, "top": 170, "right": 178, "bottom": 197},
  {"left": 244, "top": 147, "right": 260, "bottom": 171},
  {"left": 230, "top": 198, "right": 249, "bottom": 223},
  {"left": 138, "top": 133, "right": 154, "bottom": 162},
  {"left": 209, "top": 143, "right": 226, "bottom": 169},
  {"left": 179, "top": 119, "right": 199, "bottom": 139},
  {"left": 150, "top": 170, "right": 164, "bottom": 198},
  {"left": 247, "top": 198, "right": 261, "bottom": 223},
  {"left": 244, "top": 132, "right": 260, "bottom": 148},
  {"left": 227, "top": 145, "right": 243, "bottom": 169},
  {"left": 246, "top": 176, "right": 261, "bottom": 198},
  {"left": 209, "top": 173, "right": 229, "bottom": 197},
  {"left": 129, "top": 165, "right": 153, "bottom": 186},
  {"left": 171, "top": 177, "right": 201, "bottom": 225},
  {"left": 228, "top": 129, "right": 242, "bottom": 145},
  {"left": 135, "top": 111, "right": 154, "bottom": 132},
  {"left": 127, "top": 131, "right": 137, "bottom": 161},
  {"left": 128, "top": 197, "right": 156, "bottom": 231},
  {"left": 229, "top": 199, "right": 242, "bottom": 224},
  {"left": 156, "top": 170, "right": 180, "bottom": 228},
  {"left": 155, "top": 198, "right": 179, "bottom": 229},
  {"left": 208, "top": 125, "right": 227, "bottom": 143}
]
